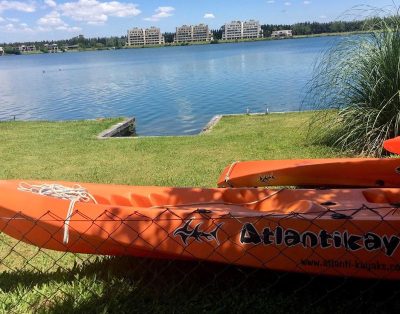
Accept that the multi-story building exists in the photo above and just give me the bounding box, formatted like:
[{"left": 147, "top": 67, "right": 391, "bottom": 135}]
[
  {"left": 145, "top": 27, "right": 165, "bottom": 45},
  {"left": 127, "top": 27, "right": 145, "bottom": 46},
  {"left": 18, "top": 45, "right": 36, "bottom": 52},
  {"left": 222, "top": 20, "right": 261, "bottom": 40},
  {"left": 175, "top": 25, "right": 193, "bottom": 42},
  {"left": 127, "top": 27, "right": 164, "bottom": 46},
  {"left": 44, "top": 43, "right": 59, "bottom": 53},
  {"left": 271, "top": 30, "right": 293, "bottom": 38},
  {"left": 192, "top": 24, "right": 211, "bottom": 42},
  {"left": 175, "top": 24, "right": 212, "bottom": 43},
  {"left": 221, "top": 21, "right": 242, "bottom": 40},
  {"left": 0, "top": 47, "right": 4, "bottom": 56},
  {"left": 242, "top": 20, "right": 261, "bottom": 39}
]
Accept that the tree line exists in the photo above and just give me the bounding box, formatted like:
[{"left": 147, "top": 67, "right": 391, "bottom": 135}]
[{"left": 0, "top": 18, "right": 388, "bottom": 54}]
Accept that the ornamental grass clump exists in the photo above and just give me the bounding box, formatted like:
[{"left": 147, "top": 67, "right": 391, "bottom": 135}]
[{"left": 307, "top": 13, "right": 400, "bottom": 157}]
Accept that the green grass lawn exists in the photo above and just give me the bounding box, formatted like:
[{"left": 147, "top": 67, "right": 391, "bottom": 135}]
[
  {"left": 0, "top": 112, "right": 397, "bottom": 313},
  {"left": 0, "top": 112, "right": 344, "bottom": 186}
]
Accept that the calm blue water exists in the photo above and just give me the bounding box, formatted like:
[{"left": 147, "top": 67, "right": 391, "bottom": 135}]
[{"left": 0, "top": 36, "right": 342, "bottom": 135}]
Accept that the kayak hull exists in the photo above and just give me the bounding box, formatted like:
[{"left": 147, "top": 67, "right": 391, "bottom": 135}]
[
  {"left": 1, "top": 180, "right": 400, "bottom": 280},
  {"left": 217, "top": 158, "right": 400, "bottom": 188}
]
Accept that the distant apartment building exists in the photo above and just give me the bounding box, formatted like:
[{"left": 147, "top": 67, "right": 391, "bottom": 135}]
[
  {"left": 193, "top": 24, "right": 211, "bottom": 41},
  {"left": 271, "top": 30, "right": 293, "bottom": 38},
  {"left": 175, "top": 25, "right": 192, "bottom": 42},
  {"left": 127, "top": 27, "right": 164, "bottom": 46},
  {"left": 18, "top": 45, "right": 36, "bottom": 52},
  {"left": 127, "top": 27, "right": 145, "bottom": 45},
  {"left": 243, "top": 20, "right": 262, "bottom": 39},
  {"left": 175, "top": 24, "right": 211, "bottom": 43},
  {"left": 222, "top": 20, "right": 261, "bottom": 40},
  {"left": 44, "top": 43, "right": 59, "bottom": 53},
  {"left": 0, "top": 47, "right": 4, "bottom": 56},
  {"left": 145, "top": 27, "right": 165, "bottom": 45},
  {"left": 221, "top": 21, "right": 242, "bottom": 40},
  {"left": 64, "top": 44, "right": 80, "bottom": 51}
]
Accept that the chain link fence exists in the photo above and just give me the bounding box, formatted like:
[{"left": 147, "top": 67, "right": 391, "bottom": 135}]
[{"left": 1, "top": 192, "right": 400, "bottom": 313}]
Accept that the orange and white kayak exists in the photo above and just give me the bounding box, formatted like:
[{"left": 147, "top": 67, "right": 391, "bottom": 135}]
[
  {"left": 217, "top": 158, "right": 400, "bottom": 188},
  {"left": 1, "top": 180, "right": 400, "bottom": 280}
]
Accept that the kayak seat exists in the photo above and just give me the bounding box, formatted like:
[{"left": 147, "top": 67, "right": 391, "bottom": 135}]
[
  {"left": 363, "top": 190, "right": 390, "bottom": 203},
  {"left": 149, "top": 193, "right": 169, "bottom": 206},
  {"left": 92, "top": 194, "right": 136, "bottom": 207},
  {"left": 110, "top": 195, "right": 132, "bottom": 206},
  {"left": 221, "top": 188, "right": 264, "bottom": 204},
  {"left": 279, "top": 200, "right": 326, "bottom": 214},
  {"left": 130, "top": 193, "right": 152, "bottom": 207},
  {"left": 91, "top": 195, "right": 111, "bottom": 205}
]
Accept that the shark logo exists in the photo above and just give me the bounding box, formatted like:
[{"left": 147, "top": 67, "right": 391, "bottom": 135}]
[
  {"left": 259, "top": 174, "right": 275, "bottom": 183},
  {"left": 173, "top": 218, "right": 223, "bottom": 246}
]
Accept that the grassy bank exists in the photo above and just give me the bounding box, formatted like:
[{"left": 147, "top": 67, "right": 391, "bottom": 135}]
[
  {"left": 0, "top": 112, "right": 344, "bottom": 186},
  {"left": 0, "top": 112, "right": 396, "bottom": 313}
]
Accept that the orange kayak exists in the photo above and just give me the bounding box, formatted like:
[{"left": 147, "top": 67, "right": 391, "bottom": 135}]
[
  {"left": 1, "top": 180, "right": 400, "bottom": 280},
  {"left": 384, "top": 137, "right": 400, "bottom": 155},
  {"left": 217, "top": 158, "right": 400, "bottom": 188}
]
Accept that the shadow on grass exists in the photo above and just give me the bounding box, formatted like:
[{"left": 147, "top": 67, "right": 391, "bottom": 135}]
[{"left": 1, "top": 256, "right": 400, "bottom": 313}]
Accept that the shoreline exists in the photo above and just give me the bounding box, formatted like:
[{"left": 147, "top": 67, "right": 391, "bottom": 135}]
[
  {"left": 1, "top": 31, "right": 365, "bottom": 57},
  {"left": 1, "top": 111, "right": 308, "bottom": 138}
]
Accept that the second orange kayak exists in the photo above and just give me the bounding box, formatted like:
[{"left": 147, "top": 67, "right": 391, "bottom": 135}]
[
  {"left": 217, "top": 158, "right": 400, "bottom": 188},
  {"left": 384, "top": 137, "right": 400, "bottom": 155}
]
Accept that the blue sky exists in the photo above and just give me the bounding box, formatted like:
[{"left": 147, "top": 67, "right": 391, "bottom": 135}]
[{"left": 0, "top": 0, "right": 396, "bottom": 43}]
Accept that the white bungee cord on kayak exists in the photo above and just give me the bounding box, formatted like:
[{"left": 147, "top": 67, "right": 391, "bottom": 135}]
[{"left": 17, "top": 183, "right": 97, "bottom": 244}]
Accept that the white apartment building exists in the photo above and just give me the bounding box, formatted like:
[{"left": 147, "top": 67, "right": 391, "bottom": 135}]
[
  {"left": 127, "top": 27, "right": 164, "bottom": 46},
  {"left": 175, "top": 25, "right": 193, "bottom": 42},
  {"left": 127, "top": 27, "right": 145, "bottom": 46},
  {"left": 18, "top": 45, "right": 36, "bottom": 52},
  {"left": 222, "top": 21, "right": 242, "bottom": 40},
  {"left": 222, "top": 20, "right": 261, "bottom": 40},
  {"left": 192, "top": 24, "right": 211, "bottom": 42},
  {"left": 0, "top": 47, "right": 4, "bottom": 56},
  {"left": 145, "top": 27, "right": 165, "bottom": 45},
  {"left": 44, "top": 44, "right": 59, "bottom": 53},
  {"left": 175, "top": 24, "right": 211, "bottom": 43},
  {"left": 242, "top": 20, "right": 262, "bottom": 39},
  {"left": 271, "top": 30, "right": 293, "bottom": 38}
]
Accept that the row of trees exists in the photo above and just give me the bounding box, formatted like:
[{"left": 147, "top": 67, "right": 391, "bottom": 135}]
[
  {"left": 0, "top": 18, "right": 382, "bottom": 53},
  {"left": 261, "top": 20, "right": 366, "bottom": 37}
]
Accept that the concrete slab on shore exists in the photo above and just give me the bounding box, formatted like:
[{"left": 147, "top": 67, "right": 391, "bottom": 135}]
[{"left": 97, "top": 117, "right": 135, "bottom": 139}]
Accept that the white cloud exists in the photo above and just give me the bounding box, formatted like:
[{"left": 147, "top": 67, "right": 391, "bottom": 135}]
[
  {"left": 37, "top": 10, "right": 82, "bottom": 32},
  {"left": 0, "top": 21, "right": 34, "bottom": 32},
  {"left": 0, "top": 1, "right": 36, "bottom": 13},
  {"left": 144, "top": 6, "right": 174, "bottom": 22},
  {"left": 59, "top": 0, "right": 141, "bottom": 25},
  {"left": 204, "top": 13, "right": 215, "bottom": 19},
  {"left": 54, "top": 25, "right": 81, "bottom": 32},
  {"left": 37, "top": 11, "right": 67, "bottom": 27},
  {"left": 303, "top": 0, "right": 311, "bottom": 4},
  {"left": 267, "top": 0, "right": 275, "bottom": 3},
  {"left": 6, "top": 17, "right": 19, "bottom": 22},
  {"left": 44, "top": 0, "right": 57, "bottom": 8},
  {"left": 0, "top": 16, "right": 4, "bottom": 22},
  {"left": 284, "top": 2, "right": 291, "bottom": 6},
  {"left": 319, "top": 15, "right": 327, "bottom": 19}
]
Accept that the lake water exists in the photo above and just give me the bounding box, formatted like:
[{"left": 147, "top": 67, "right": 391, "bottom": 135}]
[{"left": 0, "top": 36, "right": 342, "bottom": 135}]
